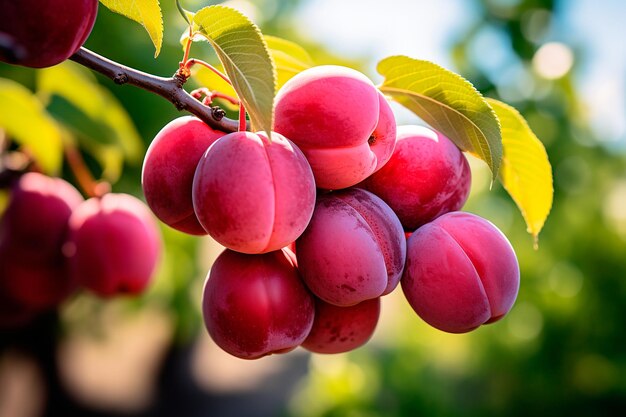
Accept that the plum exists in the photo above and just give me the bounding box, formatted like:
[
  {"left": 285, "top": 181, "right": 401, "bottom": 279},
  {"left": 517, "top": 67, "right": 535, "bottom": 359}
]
[
  {"left": 142, "top": 116, "right": 226, "bottom": 235},
  {"left": 361, "top": 125, "right": 471, "bottom": 229},
  {"left": 202, "top": 248, "right": 315, "bottom": 360},
  {"left": 274, "top": 66, "right": 396, "bottom": 190},
  {"left": 64, "top": 193, "right": 161, "bottom": 297},
  {"left": 0, "top": 0, "right": 98, "bottom": 68},
  {"left": 296, "top": 188, "right": 406, "bottom": 306},
  {"left": 192, "top": 131, "right": 316, "bottom": 254},
  {"left": 302, "top": 297, "right": 380, "bottom": 354},
  {"left": 0, "top": 173, "right": 83, "bottom": 310},
  {"left": 402, "top": 212, "right": 520, "bottom": 333}
]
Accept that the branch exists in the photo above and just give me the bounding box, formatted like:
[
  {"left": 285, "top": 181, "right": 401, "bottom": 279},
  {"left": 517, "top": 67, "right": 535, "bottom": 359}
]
[{"left": 69, "top": 47, "right": 240, "bottom": 132}]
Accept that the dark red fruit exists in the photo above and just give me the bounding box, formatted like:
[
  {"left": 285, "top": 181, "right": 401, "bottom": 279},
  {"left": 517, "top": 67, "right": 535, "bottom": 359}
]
[
  {"left": 302, "top": 297, "right": 380, "bottom": 354},
  {"left": 0, "top": 0, "right": 98, "bottom": 68},
  {"left": 362, "top": 125, "right": 471, "bottom": 229},
  {"left": 202, "top": 249, "right": 315, "bottom": 360},
  {"left": 0, "top": 173, "right": 83, "bottom": 311},
  {"left": 142, "top": 116, "right": 226, "bottom": 235}
]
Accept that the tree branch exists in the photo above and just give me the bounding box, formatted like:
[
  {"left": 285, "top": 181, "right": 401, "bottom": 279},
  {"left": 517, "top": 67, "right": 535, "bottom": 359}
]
[{"left": 69, "top": 47, "right": 240, "bottom": 132}]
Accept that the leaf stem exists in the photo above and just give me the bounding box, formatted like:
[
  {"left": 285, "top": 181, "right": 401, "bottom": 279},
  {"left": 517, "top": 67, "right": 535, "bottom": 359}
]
[
  {"left": 69, "top": 47, "right": 240, "bottom": 132},
  {"left": 181, "top": 27, "right": 194, "bottom": 67},
  {"left": 184, "top": 58, "right": 233, "bottom": 86},
  {"left": 190, "top": 88, "right": 240, "bottom": 106}
]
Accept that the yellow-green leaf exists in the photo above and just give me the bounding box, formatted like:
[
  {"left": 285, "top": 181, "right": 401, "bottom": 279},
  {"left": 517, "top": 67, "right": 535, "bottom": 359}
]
[
  {"left": 99, "top": 0, "right": 163, "bottom": 57},
  {"left": 193, "top": 5, "right": 276, "bottom": 134},
  {"left": 378, "top": 55, "right": 502, "bottom": 175},
  {"left": 264, "top": 35, "right": 313, "bottom": 90},
  {"left": 487, "top": 98, "right": 553, "bottom": 244},
  {"left": 0, "top": 79, "right": 63, "bottom": 174}
]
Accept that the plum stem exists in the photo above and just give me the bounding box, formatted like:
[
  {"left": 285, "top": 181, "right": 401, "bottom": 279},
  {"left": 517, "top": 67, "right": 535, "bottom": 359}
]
[
  {"left": 190, "top": 88, "right": 240, "bottom": 106},
  {"left": 69, "top": 47, "right": 242, "bottom": 132},
  {"left": 239, "top": 103, "right": 247, "bottom": 132}
]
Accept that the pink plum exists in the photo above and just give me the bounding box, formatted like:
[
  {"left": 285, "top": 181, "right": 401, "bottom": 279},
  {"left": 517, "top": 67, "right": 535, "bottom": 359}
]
[
  {"left": 296, "top": 188, "right": 406, "bottom": 306},
  {"left": 361, "top": 125, "right": 471, "bottom": 229},
  {"left": 274, "top": 66, "right": 397, "bottom": 190},
  {"left": 192, "top": 131, "right": 316, "bottom": 254},
  {"left": 402, "top": 212, "right": 520, "bottom": 333},
  {"left": 64, "top": 193, "right": 161, "bottom": 297},
  {"left": 302, "top": 297, "right": 380, "bottom": 354},
  {"left": 202, "top": 248, "right": 315, "bottom": 360},
  {"left": 142, "top": 116, "right": 226, "bottom": 235}
]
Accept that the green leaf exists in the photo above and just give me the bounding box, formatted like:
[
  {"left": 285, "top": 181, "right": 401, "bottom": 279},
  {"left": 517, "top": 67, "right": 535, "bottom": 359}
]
[
  {"left": 0, "top": 79, "right": 63, "bottom": 174},
  {"left": 193, "top": 5, "right": 276, "bottom": 134},
  {"left": 99, "top": 0, "right": 163, "bottom": 57},
  {"left": 377, "top": 55, "right": 502, "bottom": 175},
  {"left": 487, "top": 98, "right": 553, "bottom": 244},
  {"left": 264, "top": 35, "right": 313, "bottom": 90},
  {"left": 37, "top": 61, "right": 144, "bottom": 169}
]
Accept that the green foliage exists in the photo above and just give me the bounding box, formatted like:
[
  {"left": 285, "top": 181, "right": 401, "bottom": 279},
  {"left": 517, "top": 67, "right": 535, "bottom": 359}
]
[
  {"left": 37, "top": 61, "right": 144, "bottom": 182},
  {"left": 193, "top": 5, "right": 276, "bottom": 134},
  {"left": 377, "top": 55, "right": 503, "bottom": 176},
  {"left": 99, "top": 0, "right": 163, "bottom": 57}
]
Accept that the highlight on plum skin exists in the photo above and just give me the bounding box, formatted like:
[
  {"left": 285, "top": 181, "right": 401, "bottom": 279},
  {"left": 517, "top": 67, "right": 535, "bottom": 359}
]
[
  {"left": 274, "top": 65, "right": 397, "bottom": 190},
  {"left": 302, "top": 297, "right": 381, "bottom": 354},
  {"left": 142, "top": 116, "right": 226, "bottom": 235},
  {"left": 192, "top": 130, "right": 316, "bottom": 254},
  {"left": 64, "top": 193, "right": 162, "bottom": 297},
  {"left": 401, "top": 211, "right": 520, "bottom": 334},
  {"left": 0, "top": 173, "right": 84, "bottom": 311},
  {"left": 202, "top": 248, "right": 315, "bottom": 360},
  {"left": 296, "top": 188, "right": 406, "bottom": 307},
  {"left": 361, "top": 125, "right": 471, "bottom": 230}
]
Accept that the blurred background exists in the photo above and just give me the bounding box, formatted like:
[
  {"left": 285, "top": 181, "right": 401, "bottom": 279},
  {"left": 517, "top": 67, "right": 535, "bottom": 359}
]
[{"left": 1, "top": 0, "right": 626, "bottom": 415}]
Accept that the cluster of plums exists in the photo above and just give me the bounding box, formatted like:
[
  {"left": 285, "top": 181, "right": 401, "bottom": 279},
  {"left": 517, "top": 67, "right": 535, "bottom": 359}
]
[
  {"left": 0, "top": 173, "right": 161, "bottom": 327},
  {"left": 0, "top": 0, "right": 519, "bottom": 357},
  {"left": 142, "top": 65, "right": 521, "bottom": 359}
]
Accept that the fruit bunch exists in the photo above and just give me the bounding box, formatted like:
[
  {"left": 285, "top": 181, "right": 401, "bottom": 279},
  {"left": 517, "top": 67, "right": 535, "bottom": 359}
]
[
  {"left": 143, "top": 65, "right": 521, "bottom": 359},
  {"left": 0, "top": 172, "right": 161, "bottom": 327}
]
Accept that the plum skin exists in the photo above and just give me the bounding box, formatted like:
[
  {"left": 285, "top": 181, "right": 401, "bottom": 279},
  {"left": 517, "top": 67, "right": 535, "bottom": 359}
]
[
  {"left": 202, "top": 249, "right": 315, "bottom": 360},
  {"left": 0, "top": 173, "right": 83, "bottom": 310},
  {"left": 142, "top": 116, "right": 226, "bottom": 235},
  {"left": 401, "top": 212, "right": 520, "bottom": 333},
  {"left": 0, "top": 0, "right": 98, "bottom": 68},
  {"left": 192, "top": 131, "right": 316, "bottom": 254},
  {"left": 64, "top": 193, "right": 162, "bottom": 297},
  {"left": 296, "top": 188, "right": 406, "bottom": 307},
  {"left": 361, "top": 125, "right": 471, "bottom": 229},
  {"left": 274, "top": 65, "right": 397, "bottom": 190},
  {"left": 302, "top": 297, "right": 380, "bottom": 354}
]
